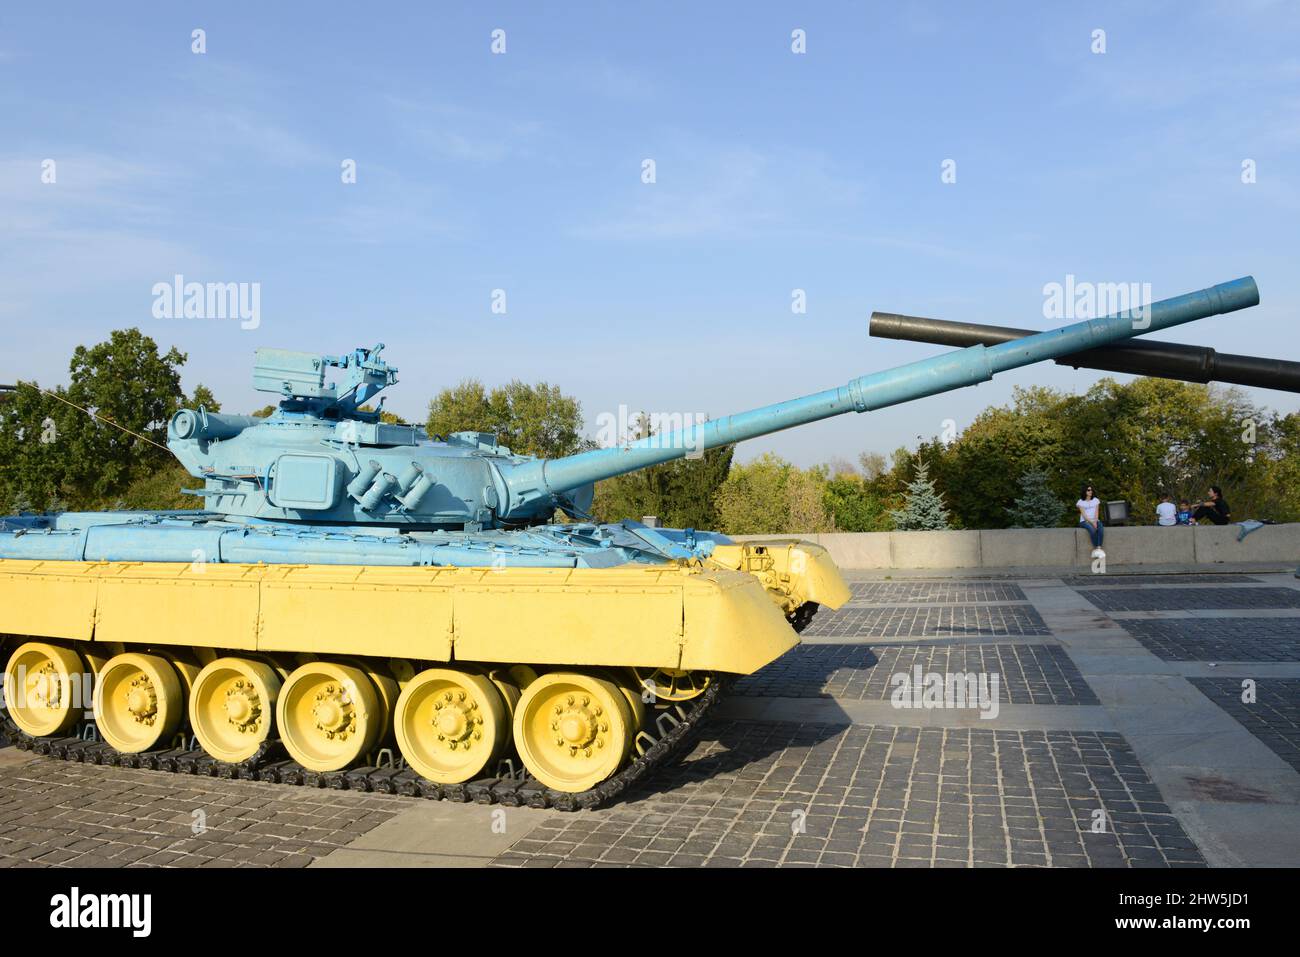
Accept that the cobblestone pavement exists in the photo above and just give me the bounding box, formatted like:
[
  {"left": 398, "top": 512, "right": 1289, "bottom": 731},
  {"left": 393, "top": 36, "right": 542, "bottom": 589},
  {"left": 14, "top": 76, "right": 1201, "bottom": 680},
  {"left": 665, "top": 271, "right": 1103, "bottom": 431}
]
[
  {"left": 804, "top": 604, "right": 1050, "bottom": 639},
  {"left": 0, "top": 760, "right": 403, "bottom": 868},
  {"left": 1061, "top": 575, "right": 1262, "bottom": 587},
  {"left": 492, "top": 723, "right": 1201, "bottom": 868},
  {"left": 850, "top": 581, "right": 1027, "bottom": 603},
  {"left": 1190, "top": 677, "right": 1300, "bottom": 774},
  {"left": 1078, "top": 586, "right": 1300, "bottom": 612},
  {"left": 1124, "top": 618, "right": 1300, "bottom": 662},
  {"left": 2, "top": 571, "right": 1296, "bottom": 868},
  {"left": 733, "top": 643, "right": 1098, "bottom": 705}
]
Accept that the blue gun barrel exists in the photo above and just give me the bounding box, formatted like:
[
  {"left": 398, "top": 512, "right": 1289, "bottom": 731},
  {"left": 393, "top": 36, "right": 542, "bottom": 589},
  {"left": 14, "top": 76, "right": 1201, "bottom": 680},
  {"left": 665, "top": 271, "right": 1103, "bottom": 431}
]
[{"left": 500, "top": 277, "right": 1258, "bottom": 517}]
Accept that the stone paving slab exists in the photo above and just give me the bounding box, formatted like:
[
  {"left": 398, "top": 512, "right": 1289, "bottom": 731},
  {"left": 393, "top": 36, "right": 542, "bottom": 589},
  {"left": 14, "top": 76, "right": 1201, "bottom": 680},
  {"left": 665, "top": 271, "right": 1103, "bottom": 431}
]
[
  {"left": 1078, "top": 587, "right": 1300, "bottom": 612},
  {"left": 0, "top": 759, "right": 404, "bottom": 868},
  {"left": 1062, "top": 575, "right": 1263, "bottom": 587},
  {"left": 491, "top": 722, "right": 1203, "bottom": 868},
  {"left": 715, "top": 696, "right": 1114, "bottom": 732},
  {"left": 850, "top": 582, "right": 1028, "bottom": 603},
  {"left": 805, "top": 604, "right": 1050, "bottom": 639},
  {"left": 1122, "top": 618, "right": 1300, "bottom": 662},
  {"left": 1189, "top": 678, "right": 1300, "bottom": 774},
  {"left": 1021, "top": 582, "right": 1300, "bottom": 866},
  {"left": 733, "top": 643, "right": 1098, "bottom": 705}
]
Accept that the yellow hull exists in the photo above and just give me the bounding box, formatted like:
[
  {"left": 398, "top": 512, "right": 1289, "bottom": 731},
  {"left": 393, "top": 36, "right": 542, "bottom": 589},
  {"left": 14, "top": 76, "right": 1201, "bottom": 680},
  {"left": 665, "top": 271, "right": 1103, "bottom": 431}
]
[{"left": 0, "top": 556, "right": 834, "bottom": 674}]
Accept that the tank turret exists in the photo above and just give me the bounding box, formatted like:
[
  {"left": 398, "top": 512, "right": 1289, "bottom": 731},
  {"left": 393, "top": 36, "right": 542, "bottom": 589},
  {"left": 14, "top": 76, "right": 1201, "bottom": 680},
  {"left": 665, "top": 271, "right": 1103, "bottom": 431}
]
[{"left": 170, "top": 278, "right": 1260, "bottom": 532}]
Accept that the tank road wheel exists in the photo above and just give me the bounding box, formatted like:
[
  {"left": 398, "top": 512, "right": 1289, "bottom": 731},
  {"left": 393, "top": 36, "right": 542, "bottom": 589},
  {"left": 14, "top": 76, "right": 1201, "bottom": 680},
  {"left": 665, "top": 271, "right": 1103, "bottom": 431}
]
[
  {"left": 92, "top": 653, "right": 185, "bottom": 753},
  {"left": 632, "top": 667, "right": 712, "bottom": 703},
  {"left": 394, "top": 669, "right": 509, "bottom": 784},
  {"left": 189, "top": 657, "right": 282, "bottom": 763},
  {"left": 3, "top": 642, "right": 87, "bottom": 738},
  {"left": 513, "top": 672, "right": 632, "bottom": 793},
  {"left": 336, "top": 658, "right": 401, "bottom": 745},
  {"left": 276, "top": 661, "right": 384, "bottom": 772}
]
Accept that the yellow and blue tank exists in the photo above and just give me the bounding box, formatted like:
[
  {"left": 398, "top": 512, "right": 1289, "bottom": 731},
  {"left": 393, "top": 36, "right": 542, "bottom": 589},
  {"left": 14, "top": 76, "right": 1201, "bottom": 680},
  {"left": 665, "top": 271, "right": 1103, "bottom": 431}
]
[{"left": 0, "top": 277, "right": 1261, "bottom": 804}]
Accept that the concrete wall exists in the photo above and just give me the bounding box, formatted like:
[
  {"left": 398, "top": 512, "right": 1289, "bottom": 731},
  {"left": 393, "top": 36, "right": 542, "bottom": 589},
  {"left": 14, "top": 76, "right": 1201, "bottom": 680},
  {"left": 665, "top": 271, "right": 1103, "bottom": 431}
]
[{"left": 734, "top": 523, "right": 1299, "bottom": 570}]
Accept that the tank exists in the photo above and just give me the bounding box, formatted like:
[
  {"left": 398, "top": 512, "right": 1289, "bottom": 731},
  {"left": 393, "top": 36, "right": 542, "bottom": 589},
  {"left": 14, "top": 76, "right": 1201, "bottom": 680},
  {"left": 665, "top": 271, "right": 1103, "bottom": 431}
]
[
  {"left": 0, "top": 276, "right": 1261, "bottom": 808},
  {"left": 869, "top": 310, "right": 1300, "bottom": 392}
]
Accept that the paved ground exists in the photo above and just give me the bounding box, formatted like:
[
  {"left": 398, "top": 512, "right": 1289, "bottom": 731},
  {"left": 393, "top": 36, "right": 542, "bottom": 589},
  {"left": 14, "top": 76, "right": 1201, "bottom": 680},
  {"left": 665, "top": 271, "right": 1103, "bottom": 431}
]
[{"left": 2, "top": 566, "right": 1298, "bottom": 868}]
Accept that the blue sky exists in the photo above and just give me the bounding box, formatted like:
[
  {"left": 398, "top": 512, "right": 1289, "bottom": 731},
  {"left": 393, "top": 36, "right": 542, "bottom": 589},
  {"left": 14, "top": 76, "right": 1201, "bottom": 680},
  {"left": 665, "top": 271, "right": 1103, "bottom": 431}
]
[{"left": 2, "top": 1, "right": 1297, "bottom": 466}]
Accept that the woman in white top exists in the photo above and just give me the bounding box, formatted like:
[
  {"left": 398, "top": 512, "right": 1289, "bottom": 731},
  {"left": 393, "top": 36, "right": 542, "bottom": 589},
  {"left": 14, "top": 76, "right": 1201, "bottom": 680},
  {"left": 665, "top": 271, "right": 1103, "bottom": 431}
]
[{"left": 1077, "top": 483, "right": 1104, "bottom": 556}]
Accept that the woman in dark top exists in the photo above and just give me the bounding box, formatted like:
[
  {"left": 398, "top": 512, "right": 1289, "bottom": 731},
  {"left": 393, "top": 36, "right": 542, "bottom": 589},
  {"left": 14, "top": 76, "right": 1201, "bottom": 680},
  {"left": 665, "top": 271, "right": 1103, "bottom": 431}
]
[{"left": 1192, "top": 486, "right": 1231, "bottom": 525}]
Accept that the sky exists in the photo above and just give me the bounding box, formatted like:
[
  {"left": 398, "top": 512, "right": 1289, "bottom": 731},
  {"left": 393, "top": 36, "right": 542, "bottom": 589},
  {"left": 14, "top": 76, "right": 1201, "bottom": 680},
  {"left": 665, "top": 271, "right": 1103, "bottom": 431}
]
[{"left": 2, "top": 1, "right": 1297, "bottom": 466}]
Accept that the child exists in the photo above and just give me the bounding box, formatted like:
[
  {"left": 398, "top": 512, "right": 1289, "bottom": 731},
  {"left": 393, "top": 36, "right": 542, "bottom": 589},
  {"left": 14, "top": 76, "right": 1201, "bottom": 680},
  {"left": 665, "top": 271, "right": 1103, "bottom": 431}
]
[
  {"left": 1177, "top": 500, "right": 1195, "bottom": 526},
  {"left": 1156, "top": 492, "right": 1176, "bottom": 526}
]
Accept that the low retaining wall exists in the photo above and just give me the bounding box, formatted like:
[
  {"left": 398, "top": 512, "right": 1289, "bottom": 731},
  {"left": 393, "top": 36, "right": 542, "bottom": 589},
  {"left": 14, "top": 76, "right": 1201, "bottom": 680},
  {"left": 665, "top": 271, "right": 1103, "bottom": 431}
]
[{"left": 734, "top": 523, "right": 1300, "bottom": 570}]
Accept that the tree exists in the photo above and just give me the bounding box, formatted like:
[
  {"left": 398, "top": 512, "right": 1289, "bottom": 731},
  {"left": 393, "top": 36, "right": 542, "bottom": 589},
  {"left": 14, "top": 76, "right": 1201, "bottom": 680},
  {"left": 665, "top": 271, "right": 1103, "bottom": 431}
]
[
  {"left": 714, "top": 454, "right": 834, "bottom": 535},
  {"left": 591, "top": 414, "right": 734, "bottom": 527},
  {"left": 188, "top": 383, "right": 221, "bottom": 412},
  {"left": 0, "top": 381, "right": 67, "bottom": 510},
  {"left": 1006, "top": 469, "right": 1064, "bottom": 527},
  {"left": 61, "top": 329, "right": 187, "bottom": 503},
  {"left": 427, "top": 379, "right": 585, "bottom": 458},
  {"left": 890, "top": 461, "right": 951, "bottom": 530},
  {"left": 857, "top": 451, "right": 888, "bottom": 481},
  {"left": 823, "top": 475, "right": 894, "bottom": 531}
]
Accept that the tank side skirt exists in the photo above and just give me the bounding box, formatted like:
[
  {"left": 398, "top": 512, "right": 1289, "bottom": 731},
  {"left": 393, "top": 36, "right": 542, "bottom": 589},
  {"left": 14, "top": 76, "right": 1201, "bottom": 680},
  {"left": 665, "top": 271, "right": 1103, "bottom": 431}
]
[{"left": 0, "top": 559, "right": 793, "bottom": 671}]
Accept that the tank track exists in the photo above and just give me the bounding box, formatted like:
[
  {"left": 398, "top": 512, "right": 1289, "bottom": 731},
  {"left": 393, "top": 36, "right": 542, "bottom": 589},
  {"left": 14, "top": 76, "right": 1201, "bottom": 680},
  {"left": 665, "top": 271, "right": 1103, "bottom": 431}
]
[{"left": 0, "top": 678, "right": 728, "bottom": 812}]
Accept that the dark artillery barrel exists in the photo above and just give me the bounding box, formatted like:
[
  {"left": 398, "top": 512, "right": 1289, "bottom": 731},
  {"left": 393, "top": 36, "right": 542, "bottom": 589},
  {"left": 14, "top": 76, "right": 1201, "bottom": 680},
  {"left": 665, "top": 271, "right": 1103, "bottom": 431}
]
[{"left": 869, "top": 313, "right": 1300, "bottom": 393}]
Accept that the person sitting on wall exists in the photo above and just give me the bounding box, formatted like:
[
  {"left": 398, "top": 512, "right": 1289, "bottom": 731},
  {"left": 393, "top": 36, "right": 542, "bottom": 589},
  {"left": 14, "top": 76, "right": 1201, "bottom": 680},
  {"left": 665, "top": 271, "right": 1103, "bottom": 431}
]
[
  {"left": 1077, "top": 483, "right": 1105, "bottom": 558},
  {"left": 1192, "top": 486, "right": 1231, "bottom": 526},
  {"left": 1156, "top": 492, "right": 1177, "bottom": 527},
  {"left": 1177, "top": 499, "right": 1196, "bottom": 526}
]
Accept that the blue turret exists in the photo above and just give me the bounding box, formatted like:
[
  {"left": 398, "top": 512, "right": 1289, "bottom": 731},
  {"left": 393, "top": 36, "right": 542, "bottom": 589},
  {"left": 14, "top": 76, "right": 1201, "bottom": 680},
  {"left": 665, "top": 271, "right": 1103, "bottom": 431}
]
[{"left": 165, "top": 278, "right": 1258, "bottom": 532}]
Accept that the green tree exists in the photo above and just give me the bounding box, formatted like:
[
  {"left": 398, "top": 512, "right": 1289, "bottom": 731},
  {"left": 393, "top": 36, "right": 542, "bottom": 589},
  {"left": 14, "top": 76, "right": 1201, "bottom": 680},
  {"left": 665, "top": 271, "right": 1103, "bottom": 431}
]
[
  {"left": 1006, "top": 469, "right": 1065, "bottom": 527},
  {"left": 427, "top": 379, "right": 584, "bottom": 458},
  {"left": 890, "top": 461, "right": 951, "bottom": 530},
  {"left": 714, "top": 454, "right": 834, "bottom": 535},
  {"left": 823, "top": 475, "right": 894, "bottom": 531},
  {"left": 189, "top": 383, "right": 221, "bottom": 412},
  {"left": 61, "top": 329, "right": 187, "bottom": 503},
  {"left": 0, "top": 381, "right": 67, "bottom": 510}
]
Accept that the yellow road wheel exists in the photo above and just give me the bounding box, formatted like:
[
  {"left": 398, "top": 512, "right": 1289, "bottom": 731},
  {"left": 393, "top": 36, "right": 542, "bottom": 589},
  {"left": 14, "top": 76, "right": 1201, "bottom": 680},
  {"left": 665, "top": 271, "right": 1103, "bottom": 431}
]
[
  {"left": 93, "top": 653, "right": 184, "bottom": 753},
  {"left": 189, "top": 657, "right": 281, "bottom": 763},
  {"left": 337, "top": 658, "right": 400, "bottom": 744},
  {"left": 486, "top": 668, "right": 523, "bottom": 720},
  {"left": 276, "top": 661, "right": 382, "bottom": 772},
  {"left": 166, "top": 656, "right": 202, "bottom": 702},
  {"left": 394, "top": 669, "right": 508, "bottom": 784},
  {"left": 632, "top": 667, "right": 711, "bottom": 703},
  {"left": 513, "top": 672, "right": 632, "bottom": 793},
  {"left": 3, "top": 642, "right": 87, "bottom": 738}
]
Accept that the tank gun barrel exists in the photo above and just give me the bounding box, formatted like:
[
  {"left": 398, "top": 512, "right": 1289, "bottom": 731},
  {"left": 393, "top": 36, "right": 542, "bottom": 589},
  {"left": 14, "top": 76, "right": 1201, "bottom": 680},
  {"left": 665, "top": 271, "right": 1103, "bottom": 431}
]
[
  {"left": 869, "top": 311, "right": 1300, "bottom": 393},
  {"left": 498, "top": 277, "right": 1259, "bottom": 517}
]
